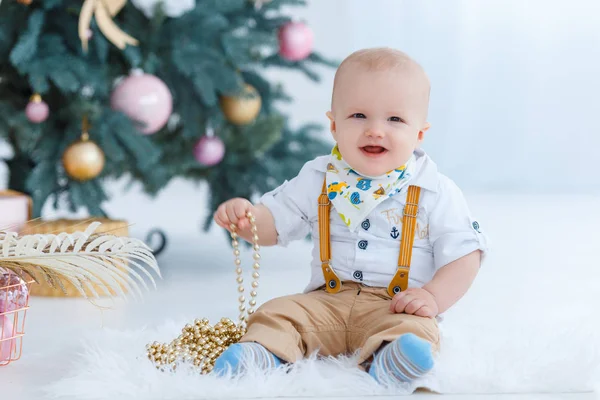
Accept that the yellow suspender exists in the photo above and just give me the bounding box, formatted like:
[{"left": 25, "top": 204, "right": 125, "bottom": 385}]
[
  {"left": 318, "top": 177, "right": 421, "bottom": 297},
  {"left": 318, "top": 179, "right": 342, "bottom": 293},
  {"left": 387, "top": 185, "right": 421, "bottom": 297}
]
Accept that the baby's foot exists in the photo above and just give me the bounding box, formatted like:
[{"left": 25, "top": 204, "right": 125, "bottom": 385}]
[
  {"left": 368, "top": 333, "right": 434, "bottom": 384},
  {"left": 213, "top": 342, "right": 282, "bottom": 376}
]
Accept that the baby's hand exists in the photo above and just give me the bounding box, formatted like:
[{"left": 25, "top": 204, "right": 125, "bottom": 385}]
[
  {"left": 214, "top": 198, "right": 256, "bottom": 232},
  {"left": 389, "top": 287, "right": 439, "bottom": 318}
]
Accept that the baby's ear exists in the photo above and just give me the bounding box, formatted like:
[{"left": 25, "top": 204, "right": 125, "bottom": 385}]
[
  {"left": 418, "top": 122, "right": 431, "bottom": 142},
  {"left": 326, "top": 111, "right": 336, "bottom": 133}
]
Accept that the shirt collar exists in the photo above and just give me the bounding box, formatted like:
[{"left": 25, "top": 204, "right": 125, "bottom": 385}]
[{"left": 405, "top": 148, "right": 439, "bottom": 193}]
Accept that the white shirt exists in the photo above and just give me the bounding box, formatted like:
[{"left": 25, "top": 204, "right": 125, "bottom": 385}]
[{"left": 259, "top": 148, "right": 489, "bottom": 294}]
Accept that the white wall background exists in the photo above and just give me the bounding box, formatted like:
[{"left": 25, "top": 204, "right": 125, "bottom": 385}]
[
  {"left": 269, "top": 0, "right": 600, "bottom": 193},
  {"left": 2, "top": 0, "right": 600, "bottom": 241}
]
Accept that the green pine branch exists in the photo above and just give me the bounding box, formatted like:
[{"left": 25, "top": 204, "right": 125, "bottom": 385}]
[{"left": 0, "top": 0, "right": 337, "bottom": 231}]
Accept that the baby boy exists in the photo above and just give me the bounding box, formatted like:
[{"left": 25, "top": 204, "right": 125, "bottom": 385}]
[{"left": 213, "top": 47, "right": 488, "bottom": 385}]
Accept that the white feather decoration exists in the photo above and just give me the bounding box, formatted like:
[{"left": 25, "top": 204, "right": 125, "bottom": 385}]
[{"left": 0, "top": 221, "right": 161, "bottom": 300}]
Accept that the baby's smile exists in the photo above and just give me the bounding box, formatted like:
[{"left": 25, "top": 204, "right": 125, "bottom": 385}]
[{"left": 360, "top": 145, "right": 388, "bottom": 158}]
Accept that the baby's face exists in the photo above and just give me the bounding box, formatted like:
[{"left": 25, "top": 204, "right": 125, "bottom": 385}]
[{"left": 327, "top": 65, "right": 430, "bottom": 177}]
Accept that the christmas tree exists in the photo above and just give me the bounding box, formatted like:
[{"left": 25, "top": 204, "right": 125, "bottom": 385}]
[{"left": 0, "top": 0, "right": 336, "bottom": 230}]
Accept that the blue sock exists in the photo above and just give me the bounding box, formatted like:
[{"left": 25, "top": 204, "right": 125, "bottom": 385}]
[
  {"left": 213, "top": 342, "right": 282, "bottom": 376},
  {"left": 368, "top": 333, "right": 434, "bottom": 384}
]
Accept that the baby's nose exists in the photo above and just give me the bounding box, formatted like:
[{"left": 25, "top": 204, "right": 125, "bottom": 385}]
[{"left": 365, "top": 127, "right": 385, "bottom": 138}]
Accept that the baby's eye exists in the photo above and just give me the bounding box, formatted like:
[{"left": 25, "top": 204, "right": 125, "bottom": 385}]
[
  {"left": 388, "top": 116, "right": 403, "bottom": 122},
  {"left": 351, "top": 113, "right": 366, "bottom": 119}
]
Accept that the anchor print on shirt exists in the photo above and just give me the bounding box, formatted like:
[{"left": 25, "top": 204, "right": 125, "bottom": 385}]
[{"left": 383, "top": 207, "right": 429, "bottom": 240}]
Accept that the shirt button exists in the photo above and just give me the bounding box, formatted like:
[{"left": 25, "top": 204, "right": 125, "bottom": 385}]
[
  {"left": 353, "top": 270, "right": 363, "bottom": 281},
  {"left": 358, "top": 240, "right": 368, "bottom": 250},
  {"left": 361, "top": 219, "right": 370, "bottom": 231}
]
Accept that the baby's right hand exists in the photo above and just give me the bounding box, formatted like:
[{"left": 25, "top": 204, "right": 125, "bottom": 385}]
[{"left": 214, "top": 198, "right": 256, "bottom": 232}]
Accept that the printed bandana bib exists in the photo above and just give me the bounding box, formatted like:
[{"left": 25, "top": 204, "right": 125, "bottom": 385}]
[{"left": 325, "top": 145, "right": 416, "bottom": 231}]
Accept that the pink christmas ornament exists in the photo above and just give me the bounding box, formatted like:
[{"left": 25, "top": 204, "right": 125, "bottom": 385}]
[
  {"left": 279, "top": 21, "right": 314, "bottom": 61},
  {"left": 194, "top": 136, "right": 225, "bottom": 166},
  {"left": 110, "top": 71, "right": 173, "bottom": 135},
  {"left": 0, "top": 274, "right": 29, "bottom": 314},
  {"left": 0, "top": 316, "right": 15, "bottom": 363},
  {"left": 25, "top": 94, "right": 49, "bottom": 123}
]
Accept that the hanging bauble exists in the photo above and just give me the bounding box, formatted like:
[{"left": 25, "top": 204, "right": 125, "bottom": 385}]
[
  {"left": 219, "top": 84, "right": 261, "bottom": 125},
  {"left": 17, "top": 0, "right": 32, "bottom": 5},
  {"left": 110, "top": 70, "right": 173, "bottom": 135},
  {"left": 194, "top": 136, "right": 225, "bottom": 167},
  {"left": 25, "top": 94, "right": 49, "bottom": 123},
  {"left": 279, "top": 21, "right": 314, "bottom": 61},
  {"left": 63, "top": 130, "right": 105, "bottom": 182}
]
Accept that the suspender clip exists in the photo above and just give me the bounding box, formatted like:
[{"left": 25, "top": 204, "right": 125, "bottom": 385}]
[{"left": 403, "top": 201, "right": 419, "bottom": 218}]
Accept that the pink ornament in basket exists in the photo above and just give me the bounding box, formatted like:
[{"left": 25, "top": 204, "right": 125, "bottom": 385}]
[
  {"left": 0, "top": 273, "right": 28, "bottom": 363},
  {"left": 0, "top": 273, "right": 29, "bottom": 313},
  {"left": 0, "top": 316, "right": 15, "bottom": 362},
  {"left": 111, "top": 70, "right": 173, "bottom": 135}
]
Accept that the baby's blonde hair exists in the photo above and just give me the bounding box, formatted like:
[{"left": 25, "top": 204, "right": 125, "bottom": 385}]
[
  {"left": 331, "top": 47, "right": 431, "bottom": 112},
  {"left": 338, "top": 47, "right": 418, "bottom": 71}
]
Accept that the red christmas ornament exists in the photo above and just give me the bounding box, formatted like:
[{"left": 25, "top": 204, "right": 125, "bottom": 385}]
[{"left": 279, "top": 21, "right": 314, "bottom": 61}]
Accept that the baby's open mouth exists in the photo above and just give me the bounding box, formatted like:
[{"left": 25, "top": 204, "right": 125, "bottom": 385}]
[{"left": 360, "top": 146, "right": 387, "bottom": 157}]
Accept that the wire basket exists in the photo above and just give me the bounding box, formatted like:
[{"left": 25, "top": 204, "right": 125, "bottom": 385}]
[{"left": 0, "top": 272, "right": 33, "bottom": 366}]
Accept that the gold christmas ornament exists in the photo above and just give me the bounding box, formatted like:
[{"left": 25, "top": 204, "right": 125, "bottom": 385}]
[
  {"left": 147, "top": 212, "right": 261, "bottom": 374},
  {"left": 62, "top": 118, "right": 105, "bottom": 181},
  {"left": 220, "top": 84, "right": 262, "bottom": 125},
  {"left": 79, "top": 0, "right": 139, "bottom": 52},
  {"left": 17, "top": 0, "right": 33, "bottom": 5}
]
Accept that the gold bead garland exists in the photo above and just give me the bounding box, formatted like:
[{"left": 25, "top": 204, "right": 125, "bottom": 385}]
[{"left": 146, "top": 212, "right": 260, "bottom": 374}]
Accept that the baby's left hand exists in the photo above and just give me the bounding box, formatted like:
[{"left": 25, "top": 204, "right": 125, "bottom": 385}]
[{"left": 390, "top": 288, "right": 439, "bottom": 318}]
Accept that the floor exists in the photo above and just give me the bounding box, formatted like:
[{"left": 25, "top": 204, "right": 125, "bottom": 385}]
[{"left": 0, "top": 193, "right": 599, "bottom": 399}]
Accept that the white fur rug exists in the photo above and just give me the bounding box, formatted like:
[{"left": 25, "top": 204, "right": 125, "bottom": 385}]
[
  {"left": 43, "top": 195, "right": 600, "bottom": 399},
  {"left": 43, "top": 311, "right": 600, "bottom": 400},
  {"left": 43, "top": 264, "right": 600, "bottom": 398}
]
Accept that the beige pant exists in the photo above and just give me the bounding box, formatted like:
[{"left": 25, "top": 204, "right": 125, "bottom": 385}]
[{"left": 240, "top": 282, "right": 440, "bottom": 367}]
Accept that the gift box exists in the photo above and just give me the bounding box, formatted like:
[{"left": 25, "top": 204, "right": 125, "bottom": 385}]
[
  {"left": 0, "top": 190, "right": 32, "bottom": 234},
  {"left": 20, "top": 218, "right": 130, "bottom": 297}
]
